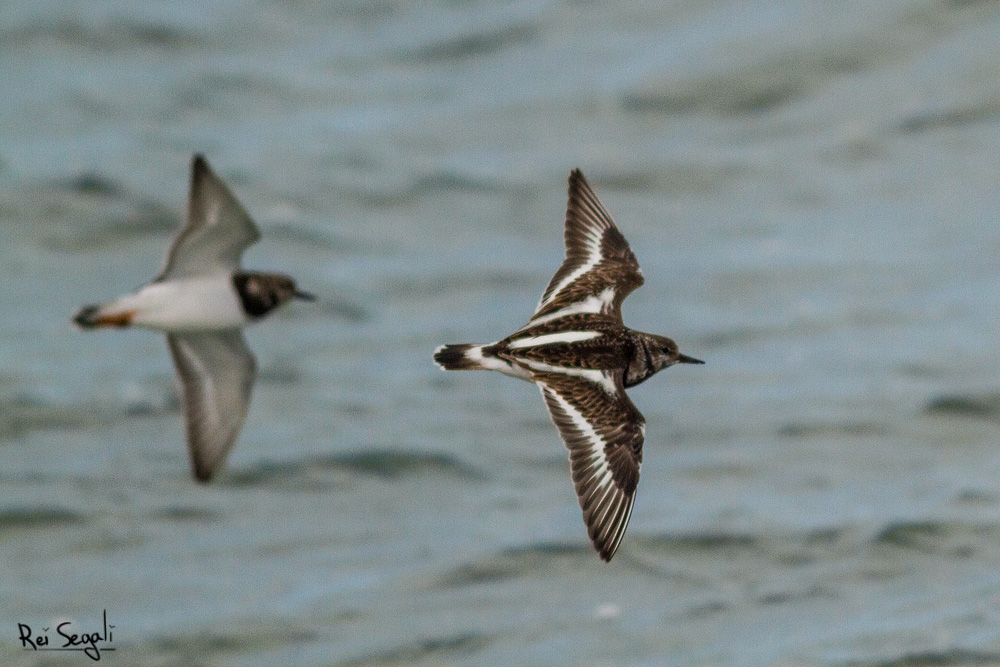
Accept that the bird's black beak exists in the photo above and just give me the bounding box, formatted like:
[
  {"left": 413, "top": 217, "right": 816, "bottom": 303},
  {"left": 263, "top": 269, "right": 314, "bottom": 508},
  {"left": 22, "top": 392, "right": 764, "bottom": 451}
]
[
  {"left": 676, "top": 353, "right": 705, "bottom": 365},
  {"left": 293, "top": 290, "right": 316, "bottom": 301}
]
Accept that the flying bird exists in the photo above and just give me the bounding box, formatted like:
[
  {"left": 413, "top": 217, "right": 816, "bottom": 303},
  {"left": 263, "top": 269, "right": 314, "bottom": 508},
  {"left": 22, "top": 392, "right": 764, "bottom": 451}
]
[
  {"left": 435, "top": 169, "right": 703, "bottom": 561},
  {"left": 74, "top": 154, "right": 314, "bottom": 482}
]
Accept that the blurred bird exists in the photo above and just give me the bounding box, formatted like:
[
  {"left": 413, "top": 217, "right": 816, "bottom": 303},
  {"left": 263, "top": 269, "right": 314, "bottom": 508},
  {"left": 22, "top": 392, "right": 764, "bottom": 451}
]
[
  {"left": 74, "top": 154, "right": 314, "bottom": 482},
  {"left": 435, "top": 169, "right": 703, "bottom": 561}
]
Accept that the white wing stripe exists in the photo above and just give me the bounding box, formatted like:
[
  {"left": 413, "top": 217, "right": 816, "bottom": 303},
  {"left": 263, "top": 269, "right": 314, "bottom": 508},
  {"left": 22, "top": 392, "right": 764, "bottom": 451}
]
[
  {"left": 595, "top": 495, "right": 623, "bottom": 540},
  {"left": 586, "top": 482, "right": 615, "bottom": 510},
  {"left": 519, "top": 359, "right": 617, "bottom": 395},
  {"left": 591, "top": 485, "right": 618, "bottom": 520},
  {"left": 508, "top": 331, "right": 602, "bottom": 349},
  {"left": 579, "top": 464, "right": 608, "bottom": 484},
  {"left": 583, "top": 477, "right": 613, "bottom": 504},
  {"left": 605, "top": 501, "right": 630, "bottom": 546},
  {"left": 528, "top": 287, "right": 616, "bottom": 327},
  {"left": 538, "top": 231, "right": 605, "bottom": 309},
  {"left": 545, "top": 388, "right": 611, "bottom": 480},
  {"left": 615, "top": 501, "right": 633, "bottom": 543}
]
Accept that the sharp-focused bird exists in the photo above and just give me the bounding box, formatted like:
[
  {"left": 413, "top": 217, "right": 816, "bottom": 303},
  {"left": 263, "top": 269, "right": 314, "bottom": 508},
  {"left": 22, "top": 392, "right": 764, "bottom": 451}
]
[{"left": 435, "top": 169, "right": 703, "bottom": 561}]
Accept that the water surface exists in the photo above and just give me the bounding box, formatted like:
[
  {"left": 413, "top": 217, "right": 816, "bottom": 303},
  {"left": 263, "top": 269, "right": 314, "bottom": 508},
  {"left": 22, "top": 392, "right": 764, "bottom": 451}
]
[{"left": 3, "top": 1, "right": 1000, "bottom": 664}]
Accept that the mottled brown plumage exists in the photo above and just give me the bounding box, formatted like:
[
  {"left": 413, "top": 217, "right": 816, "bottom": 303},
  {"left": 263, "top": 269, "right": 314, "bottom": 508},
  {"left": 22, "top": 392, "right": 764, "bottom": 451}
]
[{"left": 435, "top": 169, "right": 703, "bottom": 561}]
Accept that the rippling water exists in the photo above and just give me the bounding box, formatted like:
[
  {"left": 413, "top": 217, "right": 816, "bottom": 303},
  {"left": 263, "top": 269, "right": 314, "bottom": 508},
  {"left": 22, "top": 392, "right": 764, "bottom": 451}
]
[{"left": 4, "top": 1, "right": 1000, "bottom": 665}]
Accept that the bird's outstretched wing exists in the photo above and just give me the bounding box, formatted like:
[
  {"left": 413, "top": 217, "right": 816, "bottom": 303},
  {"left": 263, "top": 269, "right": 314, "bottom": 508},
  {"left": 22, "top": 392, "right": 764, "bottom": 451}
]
[
  {"left": 533, "top": 369, "right": 644, "bottom": 561},
  {"left": 156, "top": 155, "right": 261, "bottom": 281},
  {"left": 167, "top": 330, "right": 257, "bottom": 482},
  {"left": 528, "top": 170, "right": 644, "bottom": 328}
]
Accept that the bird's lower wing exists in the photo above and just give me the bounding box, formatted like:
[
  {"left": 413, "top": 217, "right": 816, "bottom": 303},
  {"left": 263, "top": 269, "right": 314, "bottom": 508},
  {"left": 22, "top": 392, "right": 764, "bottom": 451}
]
[
  {"left": 167, "top": 330, "right": 257, "bottom": 482},
  {"left": 533, "top": 369, "right": 644, "bottom": 561}
]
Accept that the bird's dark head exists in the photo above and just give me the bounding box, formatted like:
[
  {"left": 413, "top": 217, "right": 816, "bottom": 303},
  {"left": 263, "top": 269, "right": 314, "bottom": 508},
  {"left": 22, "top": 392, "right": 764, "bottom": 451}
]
[
  {"left": 647, "top": 334, "right": 704, "bottom": 368},
  {"left": 233, "top": 272, "right": 314, "bottom": 319},
  {"left": 625, "top": 333, "right": 704, "bottom": 387}
]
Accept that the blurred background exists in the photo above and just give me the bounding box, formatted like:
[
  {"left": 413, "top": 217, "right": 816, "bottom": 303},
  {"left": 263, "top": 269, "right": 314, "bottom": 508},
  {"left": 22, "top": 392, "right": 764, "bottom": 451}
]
[{"left": 3, "top": 0, "right": 1000, "bottom": 665}]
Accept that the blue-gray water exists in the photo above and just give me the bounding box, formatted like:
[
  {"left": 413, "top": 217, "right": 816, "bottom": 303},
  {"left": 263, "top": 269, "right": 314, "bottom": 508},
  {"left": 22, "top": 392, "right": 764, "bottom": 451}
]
[{"left": 4, "top": 1, "right": 1000, "bottom": 664}]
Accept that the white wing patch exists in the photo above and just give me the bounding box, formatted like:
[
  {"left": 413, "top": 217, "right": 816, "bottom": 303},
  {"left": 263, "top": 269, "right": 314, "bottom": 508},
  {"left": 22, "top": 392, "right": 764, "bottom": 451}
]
[
  {"left": 527, "top": 287, "right": 616, "bottom": 328},
  {"left": 507, "top": 330, "right": 602, "bottom": 349},
  {"left": 517, "top": 358, "right": 617, "bottom": 395},
  {"left": 537, "top": 226, "right": 604, "bottom": 311},
  {"left": 544, "top": 388, "right": 610, "bottom": 473}
]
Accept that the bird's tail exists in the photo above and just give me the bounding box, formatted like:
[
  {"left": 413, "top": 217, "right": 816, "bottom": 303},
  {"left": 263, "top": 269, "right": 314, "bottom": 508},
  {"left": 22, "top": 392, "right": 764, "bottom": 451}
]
[
  {"left": 433, "top": 344, "right": 490, "bottom": 371},
  {"left": 73, "top": 303, "right": 136, "bottom": 329}
]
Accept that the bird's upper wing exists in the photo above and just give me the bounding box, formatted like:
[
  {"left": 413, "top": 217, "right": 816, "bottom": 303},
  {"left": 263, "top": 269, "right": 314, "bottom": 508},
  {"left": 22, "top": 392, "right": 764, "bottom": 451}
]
[
  {"left": 155, "top": 155, "right": 261, "bottom": 281},
  {"left": 529, "top": 170, "right": 644, "bottom": 328},
  {"left": 533, "top": 368, "right": 644, "bottom": 561},
  {"left": 167, "top": 330, "right": 257, "bottom": 482}
]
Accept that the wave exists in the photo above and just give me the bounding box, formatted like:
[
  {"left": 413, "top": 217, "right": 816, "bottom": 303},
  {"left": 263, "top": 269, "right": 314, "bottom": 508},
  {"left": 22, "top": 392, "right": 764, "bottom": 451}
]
[
  {"left": 226, "top": 449, "right": 484, "bottom": 489},
  {"left": 924, "top": 394, "right": 1000, "bottom": 420},
  {"left": 0, "top": 506, "right": 85, "bottom": 531},
  {"left": 148, "top": 506, "right": 220, "bottom": 523},
  {"left": 435, "top": 542, "right": 591, "bottom": 588},
  {"left": 843, "top": 648, "right": 1000, "bottom": 667},
  {"left": 340, "top": 632, "right": 490, "bottom": 666},
  {"left": 874, "top": 520, "right": 1000, "bottom": 556}
]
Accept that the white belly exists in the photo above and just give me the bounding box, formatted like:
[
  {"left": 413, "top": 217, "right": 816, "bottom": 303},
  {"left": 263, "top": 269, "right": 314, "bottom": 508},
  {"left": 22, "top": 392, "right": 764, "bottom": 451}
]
[{"left": 114, "top": 276, "right": 247, "bottom": 332}]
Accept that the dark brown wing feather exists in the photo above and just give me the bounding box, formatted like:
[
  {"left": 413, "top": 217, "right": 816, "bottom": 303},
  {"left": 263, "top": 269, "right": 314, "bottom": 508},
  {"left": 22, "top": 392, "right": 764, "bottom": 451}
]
[
  {"left": 533, "top": 170, "right": 644, "bottom": 323},
  {"left": 533, "top": 369, "right": 644, "bottom": 561}
]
